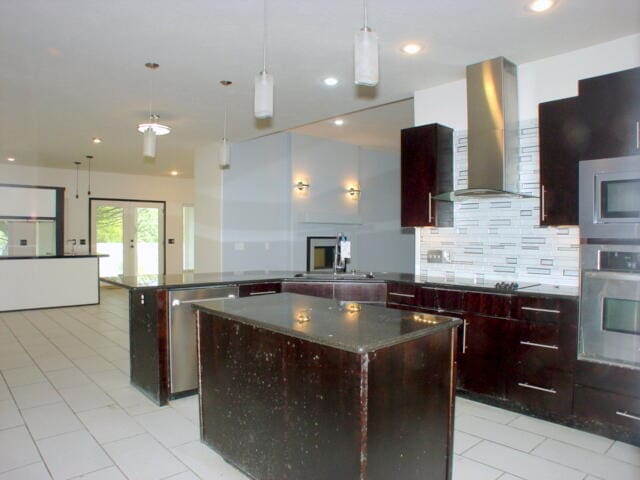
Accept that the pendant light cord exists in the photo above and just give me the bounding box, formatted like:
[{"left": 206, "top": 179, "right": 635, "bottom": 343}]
[
  {"left": 363, "top": 0, "right": 368, "bottom": 29},
  {"left": 262, "top": 0, "right": 267, "bottom": 73},
  {"left": 75, "top": 163, "right": 79, "bottom": 199},
  {"left": 87, "top": 157, "right": 92, "bottom": 195}
]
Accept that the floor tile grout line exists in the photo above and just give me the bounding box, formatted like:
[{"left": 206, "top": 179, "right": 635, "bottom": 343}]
[{"left": 460, "top": 438, "right": 594, "bottom": 479}]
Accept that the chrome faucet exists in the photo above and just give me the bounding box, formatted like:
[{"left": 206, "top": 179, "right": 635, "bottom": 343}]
[{"left": 333, "top": 233, "right": 347, "bottom": 274}]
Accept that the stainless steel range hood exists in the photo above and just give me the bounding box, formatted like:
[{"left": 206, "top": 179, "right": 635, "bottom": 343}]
[{"left": 435, "top": 57, "right": 533, "bottom": 202}]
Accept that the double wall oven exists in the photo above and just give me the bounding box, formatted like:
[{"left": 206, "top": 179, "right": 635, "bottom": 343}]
[{"left": 579, "top": 155, "right": 640, "bottom": 370}]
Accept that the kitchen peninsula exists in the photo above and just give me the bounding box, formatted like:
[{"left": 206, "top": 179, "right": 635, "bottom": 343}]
[{"left": 193, "top": 293, "right": 461, "bottom": 480}]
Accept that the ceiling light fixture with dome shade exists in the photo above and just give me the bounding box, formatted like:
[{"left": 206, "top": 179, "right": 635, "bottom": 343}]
[
  {"left": 254, "top": 0, "right": 274, "bottom": 119},
  {"left": 354, "top": 0, "right": 379, "bottom": 86},
  {"left": 137, "top": 62, "right": 171, "bottom": 161}
]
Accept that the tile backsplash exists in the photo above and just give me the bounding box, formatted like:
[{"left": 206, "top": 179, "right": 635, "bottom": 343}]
[{"left": 418, "top": 120, "right": 580, "bottom": 286}]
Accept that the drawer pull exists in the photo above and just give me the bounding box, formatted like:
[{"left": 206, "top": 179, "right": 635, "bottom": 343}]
[
  {"left": 389, "top": 292, "right": 415, "bottom": 298},
  {"left": 520, "top": 341, "right": 559, "bottom": 350},
  {"left": 521, "top": 306, "right": 560, "bottom": 314},
  {"left": 249, "top": 290, "right": 277, "bottom": 296},
  {"left": 517, "top": 382, "right": 557, "bottom": 394},
  {"left": 616, "top": 411, "right": 640, "bottom": 422}
]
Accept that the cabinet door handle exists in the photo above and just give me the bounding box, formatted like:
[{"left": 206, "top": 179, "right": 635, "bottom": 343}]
[
  {"left": 541, "top": 185, "right": 546, "bottom": 222},
  {"left": 520, "top": 340, "right": 559, "bottom": 350},
  {"left": 517, "top": 382, "right": 557, "bottom": 394},
  {"left": 521, "top": 306, "right": 561, "bottom": 314},
  {"left": 616, "top": 410, "right": 640, "bottom": 422},
  {"left": 636, "top": 121, "right": 639, "bottom": 150},
  {"left": 428, "top": 192, "right": 433, "bottom": 223},
  {"left": 249, "top": 290, "right": 277, "bottom": 296},
  {"left": 389, "top": 292, "right": 415, "bottom": 298},
  {"left": 462, "top": 320, "right": 468, "bottom": 354}
]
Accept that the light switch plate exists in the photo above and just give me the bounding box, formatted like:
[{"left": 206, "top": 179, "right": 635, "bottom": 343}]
[{"left": 426, "top": 249, "right": 450, "bottom": 263}]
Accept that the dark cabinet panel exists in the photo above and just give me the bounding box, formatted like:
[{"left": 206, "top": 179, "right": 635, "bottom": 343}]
[
  {"left": 575, "top": 361, "right": 640, "bottom": 399},
  {"left": 129, "top": 289, "right": 169, "bottom": 405},
  {"left": 578, "top": 67, "right": 640, "bottom": 160},
  {"left": 538, "top": 97, "right": 582, "bottom": 226},
  {"left": 507, "top": 368, "right": 573, "bottom": 416},
  {"left": 386, "top": 282, "right": 418, "bottom": 307},
  {"left": 574, "top": 385, "right": 640, "bottom": 444},
  {"left": 401, "top": 124, "right": 454, "bottom": 227},
  {"left": 333, "top": 282, "right": 387, "bottom": 302},
  {"left": 464, "top": 292, "right": 511, "bottom": 318},
  {"left": 281, "top": 281, "right": 333, "bottom": 299},
  {"left": 239, "top": 282, "right": 281, "bottom": 298},
  {"left": 457, "top": 315, "right": 517, "bottom": 398}
]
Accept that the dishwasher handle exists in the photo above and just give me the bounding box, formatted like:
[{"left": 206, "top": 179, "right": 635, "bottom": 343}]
[{"left": 171, "top": 294, "right": 236, "bottom": 307}]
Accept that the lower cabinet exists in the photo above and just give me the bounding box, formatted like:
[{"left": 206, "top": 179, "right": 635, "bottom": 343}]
[
  {"left": 574, "top": 385, "right": 640, "bottom": 438},
  {"left": 457, "top": 315, "right": 517, "bottom": 399},
  {"left": 281, "top": 281, "right": 334, "bottom": 298},
  {"left": 238, "top": 282, "right": 282, "bottom": 297}
]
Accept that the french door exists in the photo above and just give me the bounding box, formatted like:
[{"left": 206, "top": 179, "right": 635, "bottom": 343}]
[{"left": 90, "top": 199, "right": 165, "bottom": 277}]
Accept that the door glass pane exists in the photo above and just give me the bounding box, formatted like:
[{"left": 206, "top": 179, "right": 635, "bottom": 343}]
[
  {"left": 182, "top": 205, "right": 194, "bottom": 271},
  {"left": 603, "top": 297, "right": 640, "bottom": 335},
  {"left": 95, "top": 206, "right": 124, "bottom": 276},
  {"left": 135, "top": 207, "right": 160, "bottom": 275}
]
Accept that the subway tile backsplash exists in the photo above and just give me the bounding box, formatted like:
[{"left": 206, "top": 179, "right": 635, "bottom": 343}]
[{"left": 419, "top": 120, "right": 579, "bottom": 286}]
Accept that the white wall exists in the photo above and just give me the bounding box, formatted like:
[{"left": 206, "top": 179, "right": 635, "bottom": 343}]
[
  {"left": 412, "top": 33, "right": 640, "bottom": 280},
  {"left": 0, "top": 163, "right": 194, "bottom": 274},
  {"left": 194, "top": 142, "right": 223, "bottom": 273},
  {"left": 221, "top": 132, "right": 414, "bottom": 273},
  {"left": 223, "top": 133, "right": 292, "bottom": 271}
]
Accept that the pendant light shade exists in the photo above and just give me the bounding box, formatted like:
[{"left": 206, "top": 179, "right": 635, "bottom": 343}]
[
  {"left": 219, "top": 138, "right": 230, "bottom": 170},
  {"left": 354, "top": 28, "right": 379, "bottom": 86},
  {"left": 354, "top": 0, "right": 379, "bottom": 87},
  {"left": 142, "top": 127, "right": 156, "bottom": 160},
  {"left": 254, "top": 71, "right": 274, "bottom": 119}
]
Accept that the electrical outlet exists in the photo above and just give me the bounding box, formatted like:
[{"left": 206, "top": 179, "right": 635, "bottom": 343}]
[{"left": 426, "top": 249, "right": 451, "bottom": 263}]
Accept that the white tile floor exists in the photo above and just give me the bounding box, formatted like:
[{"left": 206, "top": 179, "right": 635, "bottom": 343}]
[{"left": 0, "top": 287, "right": 638, "bottom": 480}]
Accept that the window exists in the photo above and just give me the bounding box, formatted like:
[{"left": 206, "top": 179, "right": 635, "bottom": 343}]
[{"left": 183, "top": 205, "right": 195, "bottom": 271}]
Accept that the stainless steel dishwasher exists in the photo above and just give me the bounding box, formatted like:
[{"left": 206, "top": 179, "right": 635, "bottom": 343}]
[{"left": 169, "top": 285, "right": 238, "bottom": 396}]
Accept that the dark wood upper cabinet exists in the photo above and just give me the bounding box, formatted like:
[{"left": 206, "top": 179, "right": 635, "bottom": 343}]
[
  {"left": 578, "top": 66, "right": 640, "bottom": 160},
  {"left": 538, "top": 97, "right": 582, "bottom": 226},
  {"left": 401, "top": 123, "right": 453, "bottom": 227}
]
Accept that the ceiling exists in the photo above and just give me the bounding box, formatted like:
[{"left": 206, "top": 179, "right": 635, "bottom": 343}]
[
  {"left": 291, "top": 99, "right": 413, "bottom": 152},
  {"left": 1, "top": 1, "right": 638, "bottom": 178}
]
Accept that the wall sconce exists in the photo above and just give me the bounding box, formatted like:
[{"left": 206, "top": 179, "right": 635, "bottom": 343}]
[
  {"left": 347, "top": 187, "right": 361, "bottom": 199},
  {"left": 295, "top": 181, "right": 310, "bottom": 192}
]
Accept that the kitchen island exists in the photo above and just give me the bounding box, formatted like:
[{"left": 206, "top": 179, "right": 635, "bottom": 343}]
[{"left": 193, "top": 293, "right": 462, "bottom": 480}]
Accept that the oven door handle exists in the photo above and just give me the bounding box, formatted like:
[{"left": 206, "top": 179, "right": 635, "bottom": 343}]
[{"left": 583, "top": 270, "right": 640, "bottom": 282}]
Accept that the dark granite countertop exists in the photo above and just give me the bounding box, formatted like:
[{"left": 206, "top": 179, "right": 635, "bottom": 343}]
[
  {"left": 0, "top": 254, "right": 105, "bottom": 260},
  {"left": 193, "top": 292, "right": 462, "bottom": 354},
  {"left": 100, "top": 270, "right": 580, "bottom": 298},
  {"left": 101, "top": 270, "right": 579, "bottom": 299}
]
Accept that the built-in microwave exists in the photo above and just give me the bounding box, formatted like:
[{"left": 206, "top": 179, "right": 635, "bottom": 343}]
[{"left": 579, "top": 155, "right": 640, "bottom": 239}]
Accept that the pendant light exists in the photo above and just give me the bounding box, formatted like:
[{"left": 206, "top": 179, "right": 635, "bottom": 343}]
[
  {"left": 73, "top": 161, "right": 81, "bottom": 199},
  {"left": 85, "top": 155, "right": 93, "bottom": 195},
  {"left": 354, "top": 0, "right": 379, "bottom": 86},
  {"left": 254, "top": 0, "right": 273, "bottom": 119},
  {"left": 137, "top": 62, "right": 171, "bottom": 161},
  {"left": 219, "top": 80, "right": 232, "bottom": 170}
]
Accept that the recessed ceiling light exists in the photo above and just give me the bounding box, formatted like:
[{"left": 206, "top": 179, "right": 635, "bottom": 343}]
[
  {"left": 169, "top": 170, "right": 179, "bottom": 176},
  {"left": 333, "top": 119, "right": 345, "bottom": 126},
  {"left": 323, "top": 77, "right": 339, "bottom": 86},
  {"left": 401, "top": 43, "right": 423, "bottom": 55},
  {"left": 7, "top": 157, "right": 15, "bottom": 162},
  {"left": 527, "top": 0, "right": 554, "bottom": 12},
  {"left": 92, "top": 137, "right": 102, "bottom": 144}
]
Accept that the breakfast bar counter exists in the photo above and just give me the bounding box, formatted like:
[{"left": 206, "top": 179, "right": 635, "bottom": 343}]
[{"left": 193, "top": 293, "right": 462, "bottom": 480}]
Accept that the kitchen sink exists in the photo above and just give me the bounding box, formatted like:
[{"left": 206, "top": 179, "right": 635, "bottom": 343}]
[{"left": 294, "top": 272, "right": 375, "bottom": 280}]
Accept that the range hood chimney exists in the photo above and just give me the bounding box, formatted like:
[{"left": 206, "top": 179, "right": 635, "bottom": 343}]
[{"left": 435, "top": 57, "right": 532, "bottom": 201}]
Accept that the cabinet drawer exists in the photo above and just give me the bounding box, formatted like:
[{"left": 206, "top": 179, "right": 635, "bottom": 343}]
[
  {"left": 507, "top": 369, "right": 573, "bottom": 416},
  {"left": 334, "top": 282, "right": 386, "bottom": 302},
  {"left": 418, "top": 287, "right": 437, "bottom": 309},
  {"left": 438, "top": 289, "right": 464, "bottom": 312},
  {"left": 512, "top": 296, "right": 577, "bottom": 324},
  {"left": 281, "top": 282, "right": 333, "bottom": 299},
  {"left": 386, "top": 283, "right": 418, "bottom": 306},
  {"left": 239, "top": 282, "right": 281, "bottom": 298},
  {"left": 464, "top": 292, "right": 511, "bottom": 318},
  {"left": 574, "top": 385, "right": 640, "bottom": 432}
]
